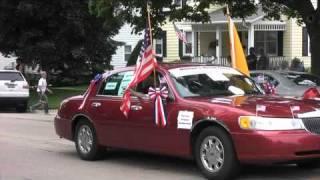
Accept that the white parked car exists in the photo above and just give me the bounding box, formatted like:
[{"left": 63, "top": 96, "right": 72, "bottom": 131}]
[{"left": 0, "top": 70, "right": 29, "bottom": 112}]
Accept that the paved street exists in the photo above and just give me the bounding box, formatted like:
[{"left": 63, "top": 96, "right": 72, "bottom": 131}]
[{"left": 1, "top": 111, "right": 320, "bottom": 180}]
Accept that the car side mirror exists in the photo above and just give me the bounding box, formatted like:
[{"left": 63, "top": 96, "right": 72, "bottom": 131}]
[{"left": 166, "top": 94, "right": 175, "bottom": 103}]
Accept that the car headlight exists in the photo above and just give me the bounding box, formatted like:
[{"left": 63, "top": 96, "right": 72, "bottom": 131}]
[{"left": 238, "top": 116, "right": 305, "bottom": 130}]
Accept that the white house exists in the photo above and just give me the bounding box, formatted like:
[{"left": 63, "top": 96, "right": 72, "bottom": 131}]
[
  {"left": 111, "top": 24, "right": 143, "bottom": 69},
  {"left": 0, "top": 53, "right": 16, "bottom": 70},
  {"left": 110, "top": 0, "right": 318, "bottom": 70}
]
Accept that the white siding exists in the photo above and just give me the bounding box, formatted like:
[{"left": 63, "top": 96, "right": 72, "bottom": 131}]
[
  {"left": 0, "top": 54, "right": 16, "bottom": 70},
  {"left": 162, "top": 21, "right": 179, "bottom": 62},
  {"left": 283, "top": 18, "right": 311, "bottom": 68},
  {"left": 311, "top": 0, "right": 318, "bottom": 8},
  {"left": 111, "top": 24, "right": 143, "bottom": 69}
]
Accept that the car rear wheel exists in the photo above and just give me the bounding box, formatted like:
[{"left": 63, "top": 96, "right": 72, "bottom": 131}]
[
  {"left": 75, "top": 120, "right": 104, "bottom": 160},
  {"left": 194, "top": 126, "right": 239, "bottom": 180},
  {"left": 16, "top": 102, "right": 27, "bottom": 113}
]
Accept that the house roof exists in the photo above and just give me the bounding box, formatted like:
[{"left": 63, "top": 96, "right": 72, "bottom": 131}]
[
  {"left": 177, "top": 6, "right": 286, "bottom": 31},
  {"left": 209, "top": 7, "right": 265, "bottom": 24}
]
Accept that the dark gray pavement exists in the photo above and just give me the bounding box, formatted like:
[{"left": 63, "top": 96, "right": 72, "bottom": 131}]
[{"left": 0, "top": 111, "right": 319, "bottom": 180}]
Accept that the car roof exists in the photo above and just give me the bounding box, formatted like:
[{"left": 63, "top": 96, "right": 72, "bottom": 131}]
[
  {"left": 0, "top": 70, "right": 20, "bottom": 73},
  {"left": 159, "top": 62, "right": 227, "bottom": 70},
  {"left": 111, "top": 62, "right": 231, "bottom": 73},
  {"left": 250, "top": 70, "right": 310, "bottom": 75}
]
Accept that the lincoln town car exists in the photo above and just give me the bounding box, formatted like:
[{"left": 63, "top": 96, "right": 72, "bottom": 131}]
[{"left": 55, "top": 63, "right": 320, "bottom": 180}]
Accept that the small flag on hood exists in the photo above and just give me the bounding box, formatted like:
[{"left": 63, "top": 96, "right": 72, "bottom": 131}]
[
  {"left": 290, "top": 106, "right": 300, "bottom": 112},
  {"left": 256, "top": 104, "right": 266, "bottom": 112}
]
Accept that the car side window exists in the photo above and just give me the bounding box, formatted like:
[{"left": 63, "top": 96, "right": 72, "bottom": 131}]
[
  {"left": 135, "top": 72, "right": 163, "bottom": 94},
  {"left": 264, "top": 75, "right": 279, "bottom": 87},
  {"left": 98, "top": 71, "right": 134, "bottom": 96},
  {"left": 252, "top": 73, "right": 279, "bottom": 87}
]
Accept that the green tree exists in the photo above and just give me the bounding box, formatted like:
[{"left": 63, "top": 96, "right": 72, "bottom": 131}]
[
  {"left": 89, "top": 0, "right": 320, "bottom": 76},
  {"left": 0, "top": 0, "right": 119, "bottom": 82}
]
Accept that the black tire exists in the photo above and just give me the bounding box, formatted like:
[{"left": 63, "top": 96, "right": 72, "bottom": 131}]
[
  {"left": 16, "top": 103, "right": 27, "bottom": 113},
  {"left": 75, "top": 120, "right": 104, "bottom": 160},
  {"left": 297, "top": 161, "right": 320, "bottom": 169},
  {"left": 194, "top": 126, "right": 240, "bottom": 180}
]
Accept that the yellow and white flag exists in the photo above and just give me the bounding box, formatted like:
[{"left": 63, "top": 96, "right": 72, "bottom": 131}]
[{"left": 226, "top": 6, "right": 250, "bottom": 76}]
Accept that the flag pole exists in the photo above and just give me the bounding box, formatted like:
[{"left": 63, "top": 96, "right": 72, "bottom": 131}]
[
  {"left": 147, "top": 2, "right": 157, "bottom": 88},
  {"left": 226, "top": 5, "right": 236, "bottom": 69}
]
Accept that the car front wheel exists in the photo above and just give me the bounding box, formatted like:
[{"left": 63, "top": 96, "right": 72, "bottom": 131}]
[
  {"left": 75, "top": 120, "right": 104, "bottom": 160},
  {"left": 297, "top": 161, "right": 320, "bottom": 169},
  {"left": 194, "top": 126, "right": 239, "bottom": 180}
]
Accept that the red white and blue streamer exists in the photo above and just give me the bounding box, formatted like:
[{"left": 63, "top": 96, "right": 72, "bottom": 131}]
[
  {"left": 148, "top": 86, "right": 169, "bottom": 127},
  {"left": 78, "top": 74, "right": 102, "bottom": 110}
]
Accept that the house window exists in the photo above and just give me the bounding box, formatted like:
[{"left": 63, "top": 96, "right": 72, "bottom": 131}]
[
  {"left": 183, "top": 32, "right": 193, "bottom": 55},
  {"left": 174, "top": 0, "right": 182, "bottom": 7},
  {"left": 155, "top": 39, "right": 163, "bottom": 57},
  {"left": 254, "top": 31, "right": 278, "bottom": 56},
  {"left": 173, "top": 0, "right": 193, "bottom": 8},
  {"left": 124, "top": 45, "right": 132, "bottom": 61},
  {"left": 302, "top": 27, "right": 309, "bottom": 56}
]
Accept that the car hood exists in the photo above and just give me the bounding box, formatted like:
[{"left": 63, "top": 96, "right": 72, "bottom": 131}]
[
  {"left": 185, "top": 95, "right": 320, "bottom": 118},
  {"left": 279, "top": 86, "right": 320, "bottom": 97}
]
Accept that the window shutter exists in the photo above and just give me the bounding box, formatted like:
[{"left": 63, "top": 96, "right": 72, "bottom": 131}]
[
  {"left": 302, "top": 27, "right": 308, "bottom": 56},
  {"left": 163, "top": 31, "right": 167, "bottom": 57},
  {"left": 195, "top": 32, "right": 198, "bottom": 56},
  {"left": 182, "top": 0, "right": 187, "bottom": 7},
  {"left": 277, "top": 32, "right": 283, "bottom": 56},
  {"left": 179, "top": 39, "right": 183, "bottom": 58}
]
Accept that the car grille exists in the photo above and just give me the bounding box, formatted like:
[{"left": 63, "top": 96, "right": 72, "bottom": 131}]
[{"left": 302, "top": 117, "right": 320, "bottom": 134}]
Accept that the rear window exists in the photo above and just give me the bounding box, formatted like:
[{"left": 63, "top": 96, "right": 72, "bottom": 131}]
[
  {"left": 0, "top": 72, "right": 24, "bottom": 81},
  {"left": 283, "top": 73, "right": 320, "bottom": 86}
]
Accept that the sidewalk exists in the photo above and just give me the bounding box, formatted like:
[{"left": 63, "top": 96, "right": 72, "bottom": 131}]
[{"left": 0, "top": 110, "right": 57, "bottom": 122}]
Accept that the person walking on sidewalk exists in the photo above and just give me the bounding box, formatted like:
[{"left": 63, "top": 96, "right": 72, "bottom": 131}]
[{"left": 30, "top": 71, "right": 52, "bottom": 114}]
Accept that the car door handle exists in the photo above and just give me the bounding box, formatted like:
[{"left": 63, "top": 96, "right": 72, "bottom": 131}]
[
  {"left": 131, "top": 105, "right": 142, "bottom": 111},
  {"left": 91, "top": 102, "right": 101, "bottom": 108}
]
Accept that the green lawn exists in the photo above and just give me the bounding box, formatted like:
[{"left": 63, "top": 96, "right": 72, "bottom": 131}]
[{"left": 28, "top": 85, "right": 87, "bottom": 109}]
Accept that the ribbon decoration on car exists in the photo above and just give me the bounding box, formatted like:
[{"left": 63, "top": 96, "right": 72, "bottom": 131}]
[
  {"left": 78, "top": 74, "right": 102, "bottom": 110},
  {"left": 148, "top": 86, "right": 169, "bottom": 127}
]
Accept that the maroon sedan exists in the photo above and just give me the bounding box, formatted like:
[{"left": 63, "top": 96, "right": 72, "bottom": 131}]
[{"left": 55, "top": 63, "right": 320, "bottom": 180}]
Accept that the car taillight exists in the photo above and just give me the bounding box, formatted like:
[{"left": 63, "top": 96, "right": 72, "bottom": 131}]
[{"left": 23, "top": 84, "right": 29, "bottom": 89}]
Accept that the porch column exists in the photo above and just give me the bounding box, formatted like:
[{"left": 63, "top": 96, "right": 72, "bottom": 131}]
[
  {"left": 216, "top": 27, "right": 221, "bottom": 59},
  {"left": 248, "top": 24, "right": 255, "bottom": 54},
  {"left": 192, "top": 31, "right": 196, "bottom": 57}
]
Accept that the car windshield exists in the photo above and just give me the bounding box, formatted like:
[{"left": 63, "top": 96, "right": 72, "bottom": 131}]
[
  {"left": 0, "top": 72, "right": 24, "bottom": 81},
  {"left": 283, "top": 73, "right": 320, "bottom": 86},
  {"left": 169, "top": 66, "right": 261, "bottom": 97}
]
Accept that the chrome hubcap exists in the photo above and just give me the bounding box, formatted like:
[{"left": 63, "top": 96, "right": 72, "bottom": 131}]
[
  {"left": 77, "top": 125, "right": 93, "bottom": 154},
  {"left": 200, "top": 136, "right": 224, "bottom": 172}
]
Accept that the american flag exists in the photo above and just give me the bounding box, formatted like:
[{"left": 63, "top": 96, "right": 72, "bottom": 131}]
[
  {"left": 173, "top": 22, "right": 188, "bottom": 44},
  {"left": 290, "top": 106, "right": 300, "bottom": 112},
  {"left": 263, "top": 82, "right": 275, "bottom": 95},
  {"left": 120, "top": 24, "right": 158, "bottom": 117}
]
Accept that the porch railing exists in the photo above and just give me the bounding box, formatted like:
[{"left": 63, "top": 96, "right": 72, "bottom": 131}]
[
  {"left": 191, "top": 56, "right": 311, "bottom": 71},
  {"left": 191, "top": 56, "right": 231, "bottom": 66}
]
